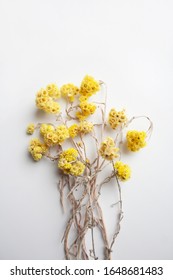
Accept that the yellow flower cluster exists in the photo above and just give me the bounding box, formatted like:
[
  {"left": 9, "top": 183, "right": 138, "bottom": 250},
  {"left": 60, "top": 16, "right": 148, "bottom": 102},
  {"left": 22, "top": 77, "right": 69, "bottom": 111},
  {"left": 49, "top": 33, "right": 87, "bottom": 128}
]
[
  {"left": 80, "top": 75, "right": 100, "bottom": 97},
  {"left": 126, "top": 130, "right": 146, "bottom": 152},
  {"left": 46, "top": 84, "right": 60, "bottom": 98},
  {"left": 78, "top": 121, "right": 93, "bottom": 134},
  {"left": 40, "top": 124, "right": 54, "bottom": 135},
  {"left": 60, "top": 83, "right": 79, "bottom": 102},
  {"left": 26, "top": 123, "right": 35, "bottom": 135},
  {"left": 28, "top": 138, "right": 47, "bottom": 161},
  {"left": 40, "top": 124, "right": 69, "bottom": 146},
  {"left": 99, "top": 137, "right": 119, "bottom": 160},
  {"left": 68, "top": 124, "right": 79, "bottom": 138},
  {"left": 108, "top": 108, "right": 127, "bottom": 129},
  {"left": 70, "top": 161, "right": 85, "bottom": 176},
  {"left": 76, "top": 101, "right": 96, "bottom": 120},
  {"left": 36, "top": 86, "right": 61, "bottom": 114},
  {"left": 58, "top": 148, "right": 85, "bottom": 176},
  {"left": 68, "top": 121, "right": 93, "bottom": 138},
  {"left": 114, "top": 161, "right": 131, "bottom": 181}
]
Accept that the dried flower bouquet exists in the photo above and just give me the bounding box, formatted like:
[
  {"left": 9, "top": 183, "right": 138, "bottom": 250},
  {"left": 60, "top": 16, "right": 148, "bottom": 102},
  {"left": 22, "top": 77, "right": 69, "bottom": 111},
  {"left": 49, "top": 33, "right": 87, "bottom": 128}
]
[{"left": 26, "top": 75, "right": 152, "bottom": 260}]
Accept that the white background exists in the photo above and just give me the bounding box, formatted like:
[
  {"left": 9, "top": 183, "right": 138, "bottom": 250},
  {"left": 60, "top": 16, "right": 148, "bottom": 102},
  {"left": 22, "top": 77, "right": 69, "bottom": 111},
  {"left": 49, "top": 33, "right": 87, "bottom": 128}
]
[{"left": 0, "top": 0, "right": 173, "bottom": 260}]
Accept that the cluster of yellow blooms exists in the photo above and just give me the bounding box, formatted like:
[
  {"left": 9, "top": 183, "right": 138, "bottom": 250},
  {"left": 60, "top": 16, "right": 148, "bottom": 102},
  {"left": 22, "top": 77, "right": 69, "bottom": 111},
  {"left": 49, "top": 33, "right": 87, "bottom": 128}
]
[
  {"left": 36, "top": 85, "right": 61, "bottom": 114},
  {"left": 28, "top": 138, "right": 48, "bottom": 161},
  {"left": 80, "top": 75, "right": 100, "bottom": 97},
  {"left": 76, "top": 76, "right": 100, "bottom": 120},
  {"left": 46, "top": 84, "right": 61, "bottom": 98},
  {"left": 27, "top": 75, "right": 151, "bottom": 183},
  {"left": 35, "top": 76, "right": 100, "bottom": 121},
  {"left": 78, "top": 121, "right": 94, "bottom": 134},
  {"left": 40, "top": 124, "right": 69, "bottom": 146},
  {"left": 68, "top": 121, "right": 94, "bottom": 138},
  {"left": 58, "top": 148, "right": 85, "bottom": 176},
  {"left": 60, "top": 83, "right": 79, "bottom": 103},
  {"left": 114, "top": 161, "right": 131, "bottom": 181},
  {"left": 108, "top": 108, "right": 127, "bottom": 129},
  {"left": 26, "top": 123, "right": 35, "bottom": 135},
  {"left": 68, "top": 124, "right": 79, "bottom": 138},
  {"left": 76, "top": 101, "right": 96, "bottom": 121},
  {"left": 99, "top": 137, "right": 119, "bottom": 160},
  {"left": 126, "top": 130, "right": 146, "bottom": 152},
  {"left": 99, "top": 137, "right": 131, "bottom": 181}
]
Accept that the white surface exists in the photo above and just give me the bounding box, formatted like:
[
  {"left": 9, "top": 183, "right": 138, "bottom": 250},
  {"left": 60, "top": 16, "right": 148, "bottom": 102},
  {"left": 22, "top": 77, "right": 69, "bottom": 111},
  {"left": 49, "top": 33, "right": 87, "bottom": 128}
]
[{"left": 0, "top": 0, "right": 173, "bottom": 260}]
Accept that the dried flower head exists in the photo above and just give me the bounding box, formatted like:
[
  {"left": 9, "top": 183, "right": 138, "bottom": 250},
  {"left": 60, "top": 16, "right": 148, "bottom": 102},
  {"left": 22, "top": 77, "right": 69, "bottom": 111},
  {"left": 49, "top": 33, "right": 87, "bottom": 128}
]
[
  {"left": 126, "top": 130, "right": 147, "bottom": 152},
  {"left": 99, "top": 137, "right": 119, "bottom": 160},
  {"left": 108, "top": 108, "right": 127, "bottom": 129},
  {"left": 58, "top": 148, "right": 85, "bottom": 176},
  {"left": 28, "top": 138, "right": 47, "bottom": 161},
  {"left": 68, "top": 124, "right": 79, "bottom": 138},
  {"left": 80, "top": 75, "right": 100, "bottom": 97},
  {"left": 114, "top": 161, "right": 131, "bottom": 181},
  {"left": 26, "top": 123, "right": 35, "bottom": 135},
  {"left": 40, "top": 124, "right": 54, "bottom": 135},
  {"left": 36, "top": 88, "right": 61, "bottom": 114},
  {"left": 78, "top": 121, "right": 93, "bottom": 134},
  {"left": 46, "top": 83, "right": 60, "bottom": 99},
  {"left": 76, "top": 101, "right": 96, "bottom": 121},
  {"left": 60, "top": 83, "right": 79, "bottom": 102}
]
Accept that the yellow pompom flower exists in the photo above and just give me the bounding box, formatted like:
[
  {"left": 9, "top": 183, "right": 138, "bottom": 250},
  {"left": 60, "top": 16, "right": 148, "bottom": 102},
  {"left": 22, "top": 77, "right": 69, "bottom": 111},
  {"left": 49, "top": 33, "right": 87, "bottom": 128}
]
[
  {"left": 58, "top": 159, "right": 72, "bottom": 174},
  {"left": 59, "top": 148, "right": 78, "bottom": 162},
  {"left": 126, "top": 130, "right": 147, "bottom": 152},
  {"left": 99, "top": 137, "right": 119, "bottom": 160},
  {"left": 36, "top": 88, "right": 49, "bottom": 110},
  {"left": 46, "top": 83, "right": 60, "bottom": 99},
  {"left": 114, "top": 161, "right": 131, "bottom": 181},
  {"left": 56, "top": 125, "right": 69, "bottom": 144},
  {"left": 76, "top": 111, "right": 88, "bottom": 121},
  {"left": 58, "top": 148, "right": 85, "bottom": 176},
  {"left": 78, "top": 121, "right": 93, "bottom": 134},
  {"left": 36, "top": 88, "right": 61, "bottom": 114},
  {"left": 40, "top": 124, "right": 56, "bottom": 146},
  {"left": 68, "top": 124, "right": 79, "bottom": 138},
  {"left": 70, "top": 161, "right": 85, "bottom": 176},
  {"left": 44, "top": 100, "right": 61, "bottom": 114},
  {"left": 80, "top": 75, "right": 100, "bottom": 97},
  {"left": 40, "top": 124, "right": 69, "bottom": 146},
  {"left": 26, "top": 123, "right": 35, "bottom": 135},
  {"left": 28, "top": 138, "right": 48, "bottom": 161},
  {"left": 108, "top": 108, "right": 127, "bottom": 129},
  {"left": 60, "top": 83, "right": 79, "bottom": 102},
  {"left": 80, "top": 101, "right": 96, "bottom": 115},
  {"left": 76, "top": 101, "right": 96, "bottom": 120},
  {"left": 40, "top": 124, "right": 54, "bottom": 136}
]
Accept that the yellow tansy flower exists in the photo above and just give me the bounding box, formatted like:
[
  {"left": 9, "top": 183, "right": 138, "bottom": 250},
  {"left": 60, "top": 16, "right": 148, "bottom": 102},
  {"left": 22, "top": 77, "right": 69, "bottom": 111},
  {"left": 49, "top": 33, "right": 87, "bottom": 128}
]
[
  {"left": 68, "top": 124, "right": 79, "bottom": 138},
  {"left": 26, "top": 123, "right": 35, "bottom": 135},
  {"left": 126, "top": 130, "right": 147, "bottom": 152},
  {"left": 99, "top": 137, "right": 119, "bottom": 160},
  {"left": 108, "top": 108, "right": 127, "bottom": 129},
  {"left": 80, "top": 75, "right": 100, "bottom": 97},
  {"left": 78, "top": 121, "right": 93, "bottom": 134},
  {"left": 114, "top": 161, "right": 131, "bottom": 181},
  {"left": 60, "top": 83, "right": 79, "bottom": 102},
  {"left": 46, "top": 83, "right": 60, "bottom": 99},
  {"left": 28, "top": 138, "right": 48, "bottom": 161},
  {"left": 36, "top": 88, "right": 61, "bottom": 114},
  {"left": 58, "top": 148, "right": 85, "bottom": 176}
]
